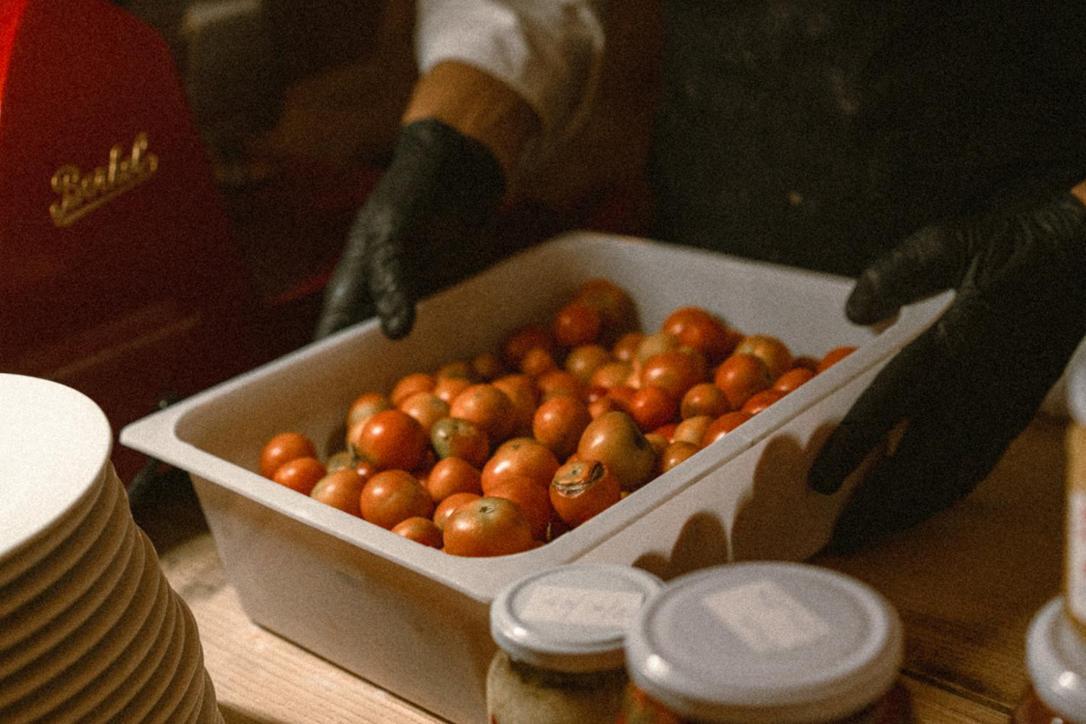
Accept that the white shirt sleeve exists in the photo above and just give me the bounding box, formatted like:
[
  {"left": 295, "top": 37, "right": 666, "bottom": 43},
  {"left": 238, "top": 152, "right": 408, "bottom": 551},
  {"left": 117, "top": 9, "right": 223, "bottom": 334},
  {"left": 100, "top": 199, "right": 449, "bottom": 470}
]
[{"left": 414, "top": 0, "right": 606, "bottom": 157}]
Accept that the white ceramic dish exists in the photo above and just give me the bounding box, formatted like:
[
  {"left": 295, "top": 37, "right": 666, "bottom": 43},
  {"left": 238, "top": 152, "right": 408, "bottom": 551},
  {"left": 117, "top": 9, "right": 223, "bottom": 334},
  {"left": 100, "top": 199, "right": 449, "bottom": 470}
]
[{"left": 120, "top": 231, "right": 952, "bottom": 722}]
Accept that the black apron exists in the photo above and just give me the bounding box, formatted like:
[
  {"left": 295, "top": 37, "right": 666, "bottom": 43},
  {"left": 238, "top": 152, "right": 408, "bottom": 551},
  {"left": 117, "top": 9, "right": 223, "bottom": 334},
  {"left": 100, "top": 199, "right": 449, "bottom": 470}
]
[{"left": 650, "top": 1, "right": 1086, "bottom": 276}]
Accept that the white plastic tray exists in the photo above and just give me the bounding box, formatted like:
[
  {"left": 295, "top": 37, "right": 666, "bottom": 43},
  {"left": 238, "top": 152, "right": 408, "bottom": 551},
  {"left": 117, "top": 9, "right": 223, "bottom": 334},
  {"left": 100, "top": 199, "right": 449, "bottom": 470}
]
[{"left": 120, "top": 231, "right": 950, "bottom": 722}]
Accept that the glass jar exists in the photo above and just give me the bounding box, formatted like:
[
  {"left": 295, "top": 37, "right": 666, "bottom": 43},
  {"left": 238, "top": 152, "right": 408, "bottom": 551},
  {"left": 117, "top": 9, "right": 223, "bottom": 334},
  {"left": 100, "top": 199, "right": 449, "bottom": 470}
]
[
  {"left": 487, "top": 563, "right": 664, "bottom": 723},
  {"left": 1015, "top": 597, "right": 1086, "bottom": 723},
  {"left": 622, "top": 562, "right": 908, "bottom": 723},
  {"left": 1064, "top": 345, "right": 1086, "bottom": 639}
]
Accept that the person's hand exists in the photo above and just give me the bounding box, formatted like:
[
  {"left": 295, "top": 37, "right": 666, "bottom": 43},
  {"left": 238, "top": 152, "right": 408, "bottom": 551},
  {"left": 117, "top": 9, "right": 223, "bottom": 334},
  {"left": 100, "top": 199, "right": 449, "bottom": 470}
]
[
  {"left": 809, "top": 189, "right": 1086, "bottom": 552},
  {"left": 314, "top": 118, "right": 505, "bottom": 340}
]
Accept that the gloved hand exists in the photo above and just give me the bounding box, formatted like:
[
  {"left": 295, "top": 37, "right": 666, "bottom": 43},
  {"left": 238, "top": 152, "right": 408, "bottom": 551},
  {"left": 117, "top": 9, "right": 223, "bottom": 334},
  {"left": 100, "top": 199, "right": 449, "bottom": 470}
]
[
  {"left": 809, "top": 190, "right": 1086, "bottom": 552},
  {"left": 314, "top": 118, "right": 505, "bottom": 340}
]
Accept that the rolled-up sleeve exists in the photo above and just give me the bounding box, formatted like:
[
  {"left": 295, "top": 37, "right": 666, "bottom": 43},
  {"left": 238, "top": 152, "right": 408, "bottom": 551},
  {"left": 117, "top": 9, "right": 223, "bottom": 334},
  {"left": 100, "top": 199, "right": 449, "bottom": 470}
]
[{"left": 415, "top": 0, "right": 606, "bottom": 151}]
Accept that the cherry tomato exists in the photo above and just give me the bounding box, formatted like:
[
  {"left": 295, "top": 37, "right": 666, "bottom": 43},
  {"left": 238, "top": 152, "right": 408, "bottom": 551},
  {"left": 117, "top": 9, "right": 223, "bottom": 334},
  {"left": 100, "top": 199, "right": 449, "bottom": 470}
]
[
  {"left": 606, "top": 384, "right": 638, "bottom": 414},
  {"left": 471, "top": 352, "right": 505, "bottom": 381},
  {"left": 352, "top": 409, "right": 428, "bottom": 471},
  {"left": 359, "top": 469, "right": 434, "bottom": 530},
  {"left": 553, "top": 301, "right": 602, "bottom": 347},
  {"left": 564, "top": 344, "right": 612, "bottom": 385},
  {"left": 271, "top": 456, "right": 326, "bottom": 495},
  {"left": 450, "top": 383, "right": 516, "bottom": 444},
  {"left": 430, "top": 416, "right": 490, "bottom": 468},
  {"left": 702, "top": 411, "right": 752, "bottom": 446},
  {"left": 443, "top": 497, "right": 536, "bottom": 557},
  {"left": 492, "top": 374, "right": 540, "bottom": 438},
  {"left": 390, "top": 372, "right": 435, "bottom": 407},
  {"left": 576, "top": 411, "right": 656, "bottom": 492},
  {"left": 519, "top": 346, "right": 560, "bottom": 377},
  {"left": 391, "top": 517, "right": 443, "bottom": 548},
  {"left": 611, "top": 332, "right": 644, "bottom": 363},
  {"left": 817, "top": 345, "right": 857, "bottom": 373},
  {"left": 398, "top": 391, "right": 450, "bottom": 433},
  {"left": 433, "top": 492, "right": 481, "bottom": 531},
  {"left": 433, "top": 376, "right": 473, "bottom": 405},
  {"left": 573, "top": 278, "right": 637, "bottom": 342},
  {"left": 712, "top": 353, "right": 772, "bottom": 409},
  {"left": 588, "top": 396, "right": 620, "bottom": 419},
  {"left": 310, "top": 469, "right": 365, "bottom": 516},
  {"left": 325, "top": 450, "right": 355, "bottom": 473},
  {"left": 627, "top": 385, "right": 678, "bottom": 432},
  {"left": 502, "top": 324, "right": 558, "bottom": 369},
  {"left": 532, "top": 395, "right": 592, "bottom": 460},
  {"left": 640, "top": 349, "right": 708, "bottom": 400},
  {"left": 741, "top": 388, "right": 786, "bottom": 415},
  {"left": 680, "top": 382, "right": 731, "bottom": 419},
  {"left": 634, "top": 332, "right": 680, "bottom": 364},
  {"left": 772, "top": 367, "right": 816, "bottom": 393},
  {"left": 590, "top": 361, "right": 634, "bottom": 390},
  {"left": 424, "top": 457, "right": 483, "bottom": 502},
  {"left": 672, "top": 415, "right": 712, "bottom": 447},
  {"left": 735, "top": 335, "right": 793, "bottom": 379},
  {"left": 486, "top": 475, "right": 555, "bottom": 540},
  {"left": 346, "top": 392, "right": 392, "bottom": 428},
  {"left": 536, "top": 370, "right": 583, "bottom": 400},
  {"left": 435, "top": 359, "right": 476, "bottom": 381},
  {"left": 661, "top": 306, "right": 735, "bottom": 364},
  {"left": 481, "top": 437, "right": 560, "bottom": 493},
  {"left": 260, "top": 432, "right": 317, "bottom": 478},
  {"left": 661, "top": 441, "right": 699, "bottom": 472},
  {"left": 550, "top": 459, "right": 622, "bottom": 527}
]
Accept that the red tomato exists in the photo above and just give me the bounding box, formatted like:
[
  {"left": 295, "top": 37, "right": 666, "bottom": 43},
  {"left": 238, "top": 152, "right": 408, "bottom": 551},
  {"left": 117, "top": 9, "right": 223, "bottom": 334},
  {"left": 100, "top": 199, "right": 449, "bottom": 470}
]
[
  {"left": 481, "top": 437, "right": 560, "bottom": 493},
  {"left": 564, "top": 344, "right": 612, "bottom": 385},
  {"left": 519, "top": 347, "right": 560, "bottom": 377},
  {"left": 772, "top": 367, "right": 816, "bottom": 393},
  {"left": 640, "top": 349, "right": 708, "bottom": 400},
  {"left": 661, "top": 441, "right": 699, "bottom": 472},
  {"left": 611, "top": 332, "right": 644, "bottom": 362},
  {"left": 434, "top": 359, "right": 476, "bottom": 381},
  {"left": 450, "top": 383, "right": 516, "bottom": 444},
  {"left": 634, "top": 332, "right": 680, "bottom": 364},
  {"left": 536, "top": 370, "right": 584, "bottom": 401},
  {"left": 430, "top": 417, "right": 490, "bottom": 468},
  {"left": 573, "top": 278, "right": 637, "bottom": 342},
  {"left": 486, "top": 475, "right": 555, "bottom": 540},
  {"left": 433, "top": 376, "right": 473, "bottom": 405},
  {"left": 359, "top": 469, "right": 434, "bottom": 530},
  {"left": 553, "top": 301, "right": 602, "bottom": 347},
  {"left": 735, "top": 335, "right": 793, "bottom": 380},
  {"left": 502, "top": 324, "right": 558, "bottom": 369},
  {"left": 741, "top": 388, "right": 785, "bottom": 415},
  {"left": 398, "top": 391, "right": 450, "bottom": 433},
  {"left": 576, "top": 411, "right": 656, "bottom": 492},
  {"left": 492, "top": 374, "right": 541, "bottom": 438},
  {"left": 672, "top": 415, "right": 711, "bottom": 447},
  {"left": 391, "top": 517, "right": 443, "bottom": 548},
  {"left": 590, "top": 361, "right": 633, "bottom": 391},
  {"left": 628, "top": 385, "right": 678, "bottom": 432},
  {"left": 713, "top": 353, "right": 771, "bottom": 409},
  {"left": 351, "top": 409, "right": 428, "bottom": 471},
  {"left": 533, "top": 395, "right": 592, "bottom": 460},
  {"left": 550, "top": 460, "right": 622, "bottom": 527},
  {"left": 661, "top": 306, "right": 735, "bottom": 364},
  {"left": 443, "top": 497, "right": 536, "bottom": 557},
  {"left": 680, "top": 382, "right": 731, "bottom": 419},
  {"left": 310, "top": 469, "right": 366, "bottom": 516},
  {"left": 702, "top": 411, "right": 752, "bottom": 446},
  {"left": 390, "top": 372, "right": 435, "bottom": 407},
  {"left": 817, "top": 345, "right": 857, "bottom": 373},
  {"left": 346, "top": 392, "right": 392, "bottom": 428},
  {"left": 471, "top": 352, "right": 505, "bottom": 381},
  {"left": 271, "top": 456, "right": 326, "bottom": 495},
  {"left": 433, "top": 492, "right": 481, "bottom": 531},
  {"left": 425, "top": 457, "right": 483, "bottom": 503},
  {"left": 260, "top": 432, "right": 317, "bottom": 478}
]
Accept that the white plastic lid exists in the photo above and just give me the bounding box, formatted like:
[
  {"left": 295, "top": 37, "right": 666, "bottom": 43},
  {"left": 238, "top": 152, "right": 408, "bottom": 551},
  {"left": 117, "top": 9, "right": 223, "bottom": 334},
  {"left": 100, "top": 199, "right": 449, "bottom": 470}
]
[
  {"left": 625, "top": 562, "right": 904, "bottom": 723},
  {"left": 0, "top": 374, "right": 112, "bottom": 560},
  {"left": 1026, "top": 597, "right": 1086, "bottom": 719},
  {"left": 490, "top": 563, "right": 664, "bottom": 673}
]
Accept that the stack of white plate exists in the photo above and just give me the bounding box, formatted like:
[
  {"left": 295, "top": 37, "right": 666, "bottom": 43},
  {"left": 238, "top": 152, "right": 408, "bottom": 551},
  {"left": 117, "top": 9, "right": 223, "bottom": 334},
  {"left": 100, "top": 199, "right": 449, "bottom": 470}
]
[{"left": 0, "top": 374, "right": 222, "bottom": 724}]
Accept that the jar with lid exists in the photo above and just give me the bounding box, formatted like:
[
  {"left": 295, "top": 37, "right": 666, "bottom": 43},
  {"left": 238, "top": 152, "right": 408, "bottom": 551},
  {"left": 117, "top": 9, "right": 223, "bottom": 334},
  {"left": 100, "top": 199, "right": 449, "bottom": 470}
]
[
  {"left": 621, "top": 561, "right": 909, "bottom": 723},
  {"left": 1013, "top": 597, "right": 1086, "bottom": 723},
  {"left": 487, "top": 562, "right": 664, "bottom": 723}
]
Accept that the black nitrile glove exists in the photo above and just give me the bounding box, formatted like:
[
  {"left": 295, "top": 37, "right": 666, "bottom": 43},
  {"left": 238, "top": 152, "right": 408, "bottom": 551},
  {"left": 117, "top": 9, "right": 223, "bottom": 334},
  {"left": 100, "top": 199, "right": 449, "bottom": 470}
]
[
  {"left": 315, "top": 118, "right": 505, "bottom": 340},
  {"left": 809, "top": 191, "right": 1086, "bottom": 552}
]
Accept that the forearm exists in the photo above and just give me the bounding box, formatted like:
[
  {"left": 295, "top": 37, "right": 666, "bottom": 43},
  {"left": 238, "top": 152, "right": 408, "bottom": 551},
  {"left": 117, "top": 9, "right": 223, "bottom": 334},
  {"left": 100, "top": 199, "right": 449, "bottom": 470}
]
[
  {"left": 403, "top": 61, "right": 540, "bottom": 183},
  {"left": 1073, "top": 179, "right": 1086, "bottom": 206}
]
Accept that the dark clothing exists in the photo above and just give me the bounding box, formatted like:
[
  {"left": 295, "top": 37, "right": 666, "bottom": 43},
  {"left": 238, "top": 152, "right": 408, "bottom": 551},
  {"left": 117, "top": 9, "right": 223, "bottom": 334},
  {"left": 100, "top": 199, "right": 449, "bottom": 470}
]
[{"left": 650, "top": 2, "right": 1086, "bottom": 276}]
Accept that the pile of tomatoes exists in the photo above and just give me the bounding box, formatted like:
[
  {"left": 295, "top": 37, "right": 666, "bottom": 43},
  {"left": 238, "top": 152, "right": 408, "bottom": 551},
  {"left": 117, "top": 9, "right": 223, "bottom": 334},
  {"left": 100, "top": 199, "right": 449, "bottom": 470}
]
[{"left": 259, "top": 278, "right": 855, "bottom": 557}]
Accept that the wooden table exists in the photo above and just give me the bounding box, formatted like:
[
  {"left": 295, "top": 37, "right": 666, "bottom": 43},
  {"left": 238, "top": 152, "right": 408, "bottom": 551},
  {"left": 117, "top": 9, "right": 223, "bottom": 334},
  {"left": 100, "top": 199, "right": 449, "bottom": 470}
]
[{"left": 150, "top": 414, "right": 1068, "bottom": 723}]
